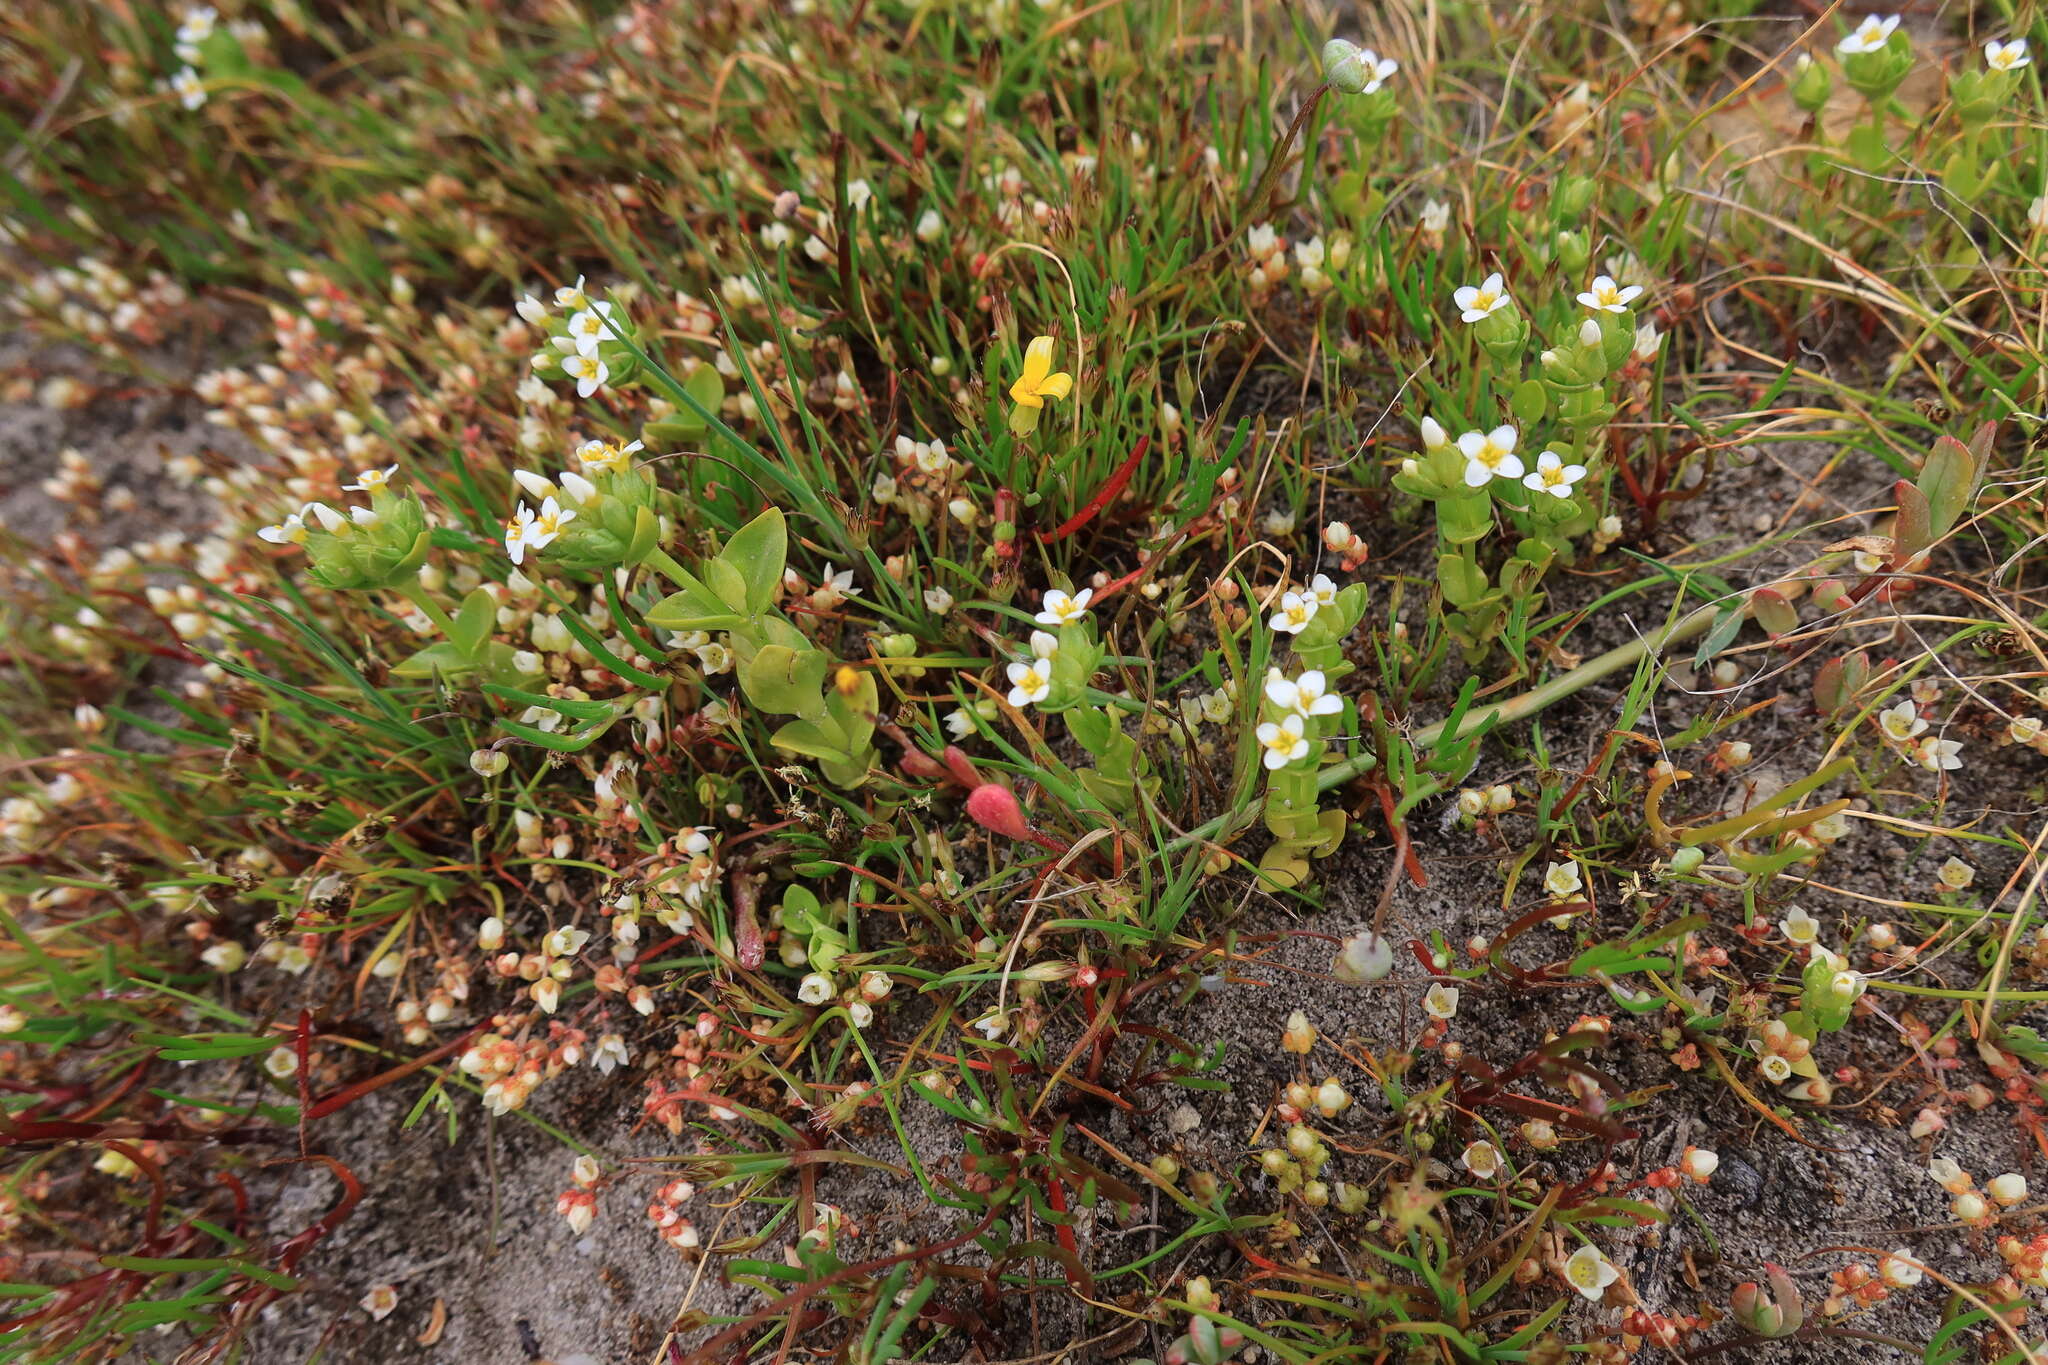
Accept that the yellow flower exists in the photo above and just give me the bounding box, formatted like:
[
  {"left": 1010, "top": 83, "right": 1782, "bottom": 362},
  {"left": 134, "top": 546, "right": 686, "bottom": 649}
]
[{"left": 1009, "top": 335, "right": 1074, "bottom": 409}]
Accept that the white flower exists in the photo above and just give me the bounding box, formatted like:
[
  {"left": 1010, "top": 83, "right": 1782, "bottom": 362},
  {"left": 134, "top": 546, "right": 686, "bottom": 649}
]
[
  {"left": 1543, "top": 860, "right": 1583, "bottom": 899},
  {"left": 504, "top": 505, "right": 536, "bottom": 565},
  {"left": 1255, "top": 714, "right": 1310, "bottom": 770},
  {"left": 1034, "top": 587, "right": 1093, "bottom": 627},
  {"left": 1268, "top": 591, "right": 1319, "bottom": 634},
  {"left": 1265, "top": 669, "right": 1344, "bottom": 719},
  {"left": 1876, "top": 699, "right": 1926, "bottom": 743},
  {"left": 544, "top": 925, "right": 591, "bottom": 958},
  {"left": 264, "top": 1047, "right": 298, "bottom": 1080},
  {"left": 1987, "top": 38, "right": 2030, "bottom": 70},
  {"left": 1029, "top": 629, "right": 1060, "bottom": 660},
  {"left": 1453, "top": 271, "right": 1510, "bottom": 323},
  {"left": 1913, "top": 735, "right": 1963, "bottom": 771},
  {"left": 1461, "top": 1141, "right": 1504, "bottom": 1180},
  {"left": 1423, "top": 983, "right": 1459, "bottom": 1019},
  {"left": 1562, "top": 1244, "right": 1619, "bottom": 1300},
  {"left": 1006, "top": 657, "right": 1054, "bottom": 708},
  {"left": 1633, "top": 321, "right": 1662, "bottom": 361},
  {"left": 171, "top": 67, "right": 207, "bottom": 110},
  {"left": 1350, "top": 50, "right": 1399, "bottom": 94},
  {"left": 344, "top": 464, "right": 399, "bottom": 493},
  {"left": 915, "top": 209, "right": 943, "bottom": 242},
  {"left": 797, "top": 973, "right": 834, "bottom": 1005},
  {"left": 1305, "top": 573, "right": 1340, "bottom": 609},
  {"left": 1837, "top": 14, "right": 1899, "bottom": 55},
  {"left": 811, "top": 564, "right": 859, "bottom": 606},
  {"left": 554, "top": 274, "right": 592, "bottom": 310},
  {"left": 1576, "top": 275, "right": 1642, "bottom": 313},
  {"left": 1420, "top": 199, "right": 1450, "bottom": 234},
  {"left": 1522, "top": 450, "right": 1586, "bottom": 499},
  {"left": 564, "top": 352, "right": 609, "bottom": 397},
  {"left": 532, "top": 978, "right": 560, "bottom": 1014},
  {"left": 970, "top": 1009, "right": 1009, "bottom": 1040},
  {"left": 575, "top": 437, "right": 641, "bottom": 474},
  {"left": 565, "top": 307, "right": 619, "bottom": 356},
  {"left": 1759, "top": 1053, "right": 1793, "bottom": 1083},
  {"left": 1419, "top": 416, "right": 1449, "bottom": 450},
  {"left": 517, "top": 294, "right": 550, "bottom": 326},
  {"left": 523, "top": 496, "right": 575, "bottom": 556},
  {"left": 1780, "top": 905, "right": 1819, "bottom": 945},
  {"left": 847, "top": 1001, "right": 874, "bottom": 1028},
  {"left": 924, "top": 586, "right": 954, "bottom": 615},
  {"left": 257, "top": 506, "right": 312, "bottom": 545},
  {"left": 1457, "top": 425, "right": 1522, "bottom": 487}
]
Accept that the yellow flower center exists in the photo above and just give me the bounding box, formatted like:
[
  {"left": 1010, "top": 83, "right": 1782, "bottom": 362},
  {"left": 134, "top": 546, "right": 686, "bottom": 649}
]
[
  {"left": 1856, "top": 20, "right": 1883, "bottom": 43},
  {"left": 1567, "top": 1259, "right": 1601, "bottom": 1288},
  {"left": 1473, "top": 288, "right": 1498, "bottom": 310},
  {"left": 1476, "top": 440, "right": 1509, "bottom": 468},
  {"left": 1542, "top": 465, "right": 1570, "bottom": 486}
]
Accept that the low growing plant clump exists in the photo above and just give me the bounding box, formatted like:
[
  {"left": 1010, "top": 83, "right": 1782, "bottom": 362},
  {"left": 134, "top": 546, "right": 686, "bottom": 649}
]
[{"left": 2, "top": 1, "right": 2048, "bottom": 1362}]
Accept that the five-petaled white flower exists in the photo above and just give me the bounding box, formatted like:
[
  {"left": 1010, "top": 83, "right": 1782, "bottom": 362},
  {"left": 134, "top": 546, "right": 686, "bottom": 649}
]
[
  {"left": 575, "top": 437, "right": 642, "bottom": 474},
  {"left": 1265, "top": 668, "right": 1344, "bottom": 719},
  {"left": 1256, "top": 714, "right": 1310, "bottom": 770},
  {"left": 565, "top": 305, "right": 619, "bottom": 356},
  {"left": 565, "top": 352, "right": 609, "bottom": 398},
  {"left": 1035, "top": 587, "right": 1093, "bottom": 627},
  {"left": 1913, "top": 735, "right": 1963, "bottom": 771},
  {"left": 171, "top": 67, "right": 207, "bottom": 110},
  {"left": 970, "top": 1009, "right": 1009, "bottom": 1040},
  {"left": 1987, "top": 38, "right": 2031, "bottom": 70},
  {"left": 1522, "top": 450, "right": 1586, "bottom": 499},
  {"left": 258, "top": 507, "right": 312, "bottom": 545},
  {"left": 1877, "top": 699, "right": 1926, "bottom": 743},
  {"left": 1544, "top": 859, "right": 1583, "bottom": 899},
  {"left": 1453, "top": 272, "right": 1511, "bottom": 323},
  {"left": 1423, "top": 983, "right": 1459, "bottom": 1019},
  {"left": 1306, "top": 572, "right": 1340, "bottom": 609},
  {"left": 1562, "top": 1244, "right": 1620, "bottom": 1301},
  {"left": 1268, "top": 590, "right": 1319, "bottom": 634},
  {"left": 1837, "top": 14, "right": 1899, "bottom": 55},
  {"left": 1006, "top": 657, "right": 1053, "bottom": 708},
  {"left": 1576, "top": 275, "right": 1642, "bottom": 314},
  {"left": 345, "top": 465, "right": 399, "bottom": 493},
  {"left": 1458, "top": 425, "right": 1522, "bottom": 487}
]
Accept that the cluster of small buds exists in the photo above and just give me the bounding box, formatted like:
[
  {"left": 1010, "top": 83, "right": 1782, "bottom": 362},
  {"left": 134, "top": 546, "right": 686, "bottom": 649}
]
[
  {"left": 13, "top": 256, "right": 190, "bottom": 346},
  {"left": 647, "top": 1178, "right": 700, "bottom": 1251},
  {"left": 38, "top": 449, "right": 108, "bottom": 513},
  {"left": 1244, "top": 223, "right": 1289, "bottom": 292},
  {"left": 1257, "top": 1123, "right": 1335, "bottom": 1202},
  {"left": 1751, "top": 1017, "right": 1813, "bottom": 1085},
  {"left": 555, "top": 1156, "right": 603, "bottom": 1234},
  {"left": 1927, "top": 1158, "right": 2027, "bottom": 1226},
  {"left": 1321, "top": 520, "right": 1368, "bottom": 571},
  {"left": 1293, "top": 234, "right": 1351, "bottom": 294},
  {"left": 1998, "top": 1233, "right": 2048, "bottom": 1287},
  {"left": 1453, "top": 783, "right": 1516, "bottom": 822}
]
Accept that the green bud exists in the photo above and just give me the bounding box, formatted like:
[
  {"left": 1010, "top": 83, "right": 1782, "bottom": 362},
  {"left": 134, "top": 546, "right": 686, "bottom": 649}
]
[
  {"left": 1553, "top": 229, "right": 1589, "bottom": 277},
  {"left": 1791, "top": 54, "right": 1832, "bottom": 113},
  {"left": 1553, "top": 174, "right": 1596, "bottom": 222},
  {"left": 1668, "top": 846, "right": 1706, "bottom": 876},
  {"left": 875, "top": 632, "right": 917, "bottom": 659}
]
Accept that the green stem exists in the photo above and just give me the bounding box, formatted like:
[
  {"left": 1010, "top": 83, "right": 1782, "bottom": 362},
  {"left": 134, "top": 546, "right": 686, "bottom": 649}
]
[{"left": 642, "top": 546, "right": 696, "bottom": 589}]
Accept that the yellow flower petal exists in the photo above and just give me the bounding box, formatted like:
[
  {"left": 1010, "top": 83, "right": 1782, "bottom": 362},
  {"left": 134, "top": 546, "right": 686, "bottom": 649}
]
[
  {"left": 1009, "top": 375, "right": 1045, "bottom": 408},
  {"left": 1036, "top": 371, "right": 1073, "bottom": 401},
  {"left": 1021, "top": 335, "right": 1055, "bottom": 388}
]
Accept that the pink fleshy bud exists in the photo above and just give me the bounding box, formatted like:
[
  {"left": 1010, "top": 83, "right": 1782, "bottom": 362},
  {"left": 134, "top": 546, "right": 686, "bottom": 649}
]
[{"left": 966, "top": 783, "right": 1032, "bottom": 842}]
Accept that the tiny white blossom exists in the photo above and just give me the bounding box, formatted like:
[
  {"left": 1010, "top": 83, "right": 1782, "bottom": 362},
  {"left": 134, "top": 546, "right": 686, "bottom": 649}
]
[
  {"left": 1913, "top": 734, "right": 1963, "bottom": 771},
  {"left": 565, "top": 352, "right": 609, "bottom": 398},
  {"left": 1268, "top": 591, "right": 1319, "bottom": 634},
  {"left": 1562, "top": 1244, "right": 1619, "bottom": 1300},
  {"left": 1423, "top": 983, "right": 1459, "bottom": 1020},
  {"left": 1006, "top": 657, "right": 1054, "bottom": 708},
  {"left": 171, "top": 67, "right": 207, "bottom": 110},
  {"left": 1838, "top": 14, "right": 1900, "bottom": 55},
  {"left": 1878, "top": 699, "right": 1926, "bottom": 743},
  {"left": 1457, "top": 425, "right": 1522, "bottom": 487},
  {"left": 1522, "top": 450, "right": 1586, "bottom": 499},
  {"left": 1576, "top": 275, "right": 1642, "bottom": 313},
  {"left": 1034, "top": 587, "right": 1093, "bottom": 626},
  {"left": 1987, "top": 38, "right": 2030, "bottom": 70},
  {"left": 1255, "top": 714, "right": 1310, "bottom": 770},
  {"left": 344, "top": 464, "right": 399, "bottom": 493},
  {"left": 1264, "top": 669, "right": 1344, "bottom": 719},
  {"left": 1453, "top": 271, "right": 1511, "bottom": 323}
]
